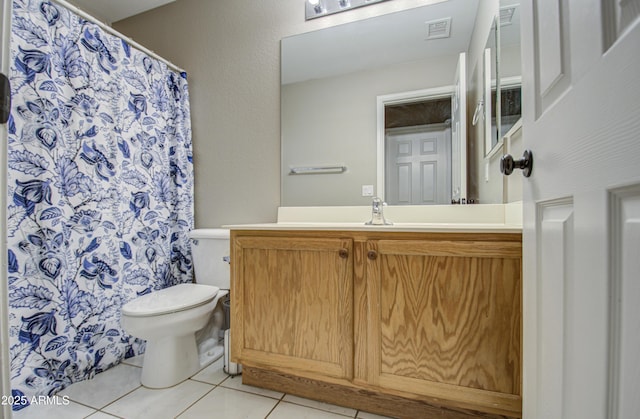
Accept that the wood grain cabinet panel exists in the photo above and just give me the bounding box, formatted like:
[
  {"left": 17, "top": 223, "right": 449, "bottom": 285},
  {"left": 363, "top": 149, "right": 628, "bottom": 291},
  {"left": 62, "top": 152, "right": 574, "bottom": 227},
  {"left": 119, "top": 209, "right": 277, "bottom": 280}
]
[
  {"left": 231, "top": 235, "right": 353, "bottom": 380},
  {"left": 365, "top": 239, "right": 522, "bottom": 414}
]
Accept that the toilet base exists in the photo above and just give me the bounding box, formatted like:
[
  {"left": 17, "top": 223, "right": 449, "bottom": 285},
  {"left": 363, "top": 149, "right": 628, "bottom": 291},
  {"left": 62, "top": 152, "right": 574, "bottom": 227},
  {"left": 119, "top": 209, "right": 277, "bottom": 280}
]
[
  {"left": 121, "top": 289, "right": 229, "bottom": 388},
  {"left": 141, "top": 333, "right": 199, "bottom": 388}
]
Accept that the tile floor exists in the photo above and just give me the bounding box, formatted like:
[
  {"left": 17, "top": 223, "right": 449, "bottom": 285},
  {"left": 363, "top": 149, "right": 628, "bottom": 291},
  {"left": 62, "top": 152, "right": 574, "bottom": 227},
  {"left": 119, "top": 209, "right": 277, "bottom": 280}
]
[{"left": 12, "top": 355, "right": 394, "bottom": 419}]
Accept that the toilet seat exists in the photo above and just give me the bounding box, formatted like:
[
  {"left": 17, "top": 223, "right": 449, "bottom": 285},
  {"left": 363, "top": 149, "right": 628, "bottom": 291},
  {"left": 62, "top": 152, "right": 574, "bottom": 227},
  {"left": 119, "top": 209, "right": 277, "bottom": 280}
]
[{"left": 122, "top": 283, "right": 220, "bottom": 317}]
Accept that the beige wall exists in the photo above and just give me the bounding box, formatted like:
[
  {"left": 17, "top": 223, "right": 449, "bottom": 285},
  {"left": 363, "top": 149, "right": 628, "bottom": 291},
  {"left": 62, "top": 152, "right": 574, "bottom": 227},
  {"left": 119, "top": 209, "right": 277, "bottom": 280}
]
[{"left": 114, "top": 0, "right": 435, "bottom": 227}]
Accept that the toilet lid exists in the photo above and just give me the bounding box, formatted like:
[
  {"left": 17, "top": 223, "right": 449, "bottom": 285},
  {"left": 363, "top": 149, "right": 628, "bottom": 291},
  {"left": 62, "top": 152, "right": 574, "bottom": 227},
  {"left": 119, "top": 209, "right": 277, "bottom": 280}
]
[{"left": 122, "top": 283, "right": 220, "bottom": 317}]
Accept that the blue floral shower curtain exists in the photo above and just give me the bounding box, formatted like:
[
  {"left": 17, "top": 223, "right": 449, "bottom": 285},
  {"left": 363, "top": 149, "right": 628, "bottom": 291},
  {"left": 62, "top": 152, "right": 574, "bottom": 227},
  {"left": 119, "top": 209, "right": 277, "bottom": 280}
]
[{"left": 6, "top": 0, "right": 194, "bottom": 409}]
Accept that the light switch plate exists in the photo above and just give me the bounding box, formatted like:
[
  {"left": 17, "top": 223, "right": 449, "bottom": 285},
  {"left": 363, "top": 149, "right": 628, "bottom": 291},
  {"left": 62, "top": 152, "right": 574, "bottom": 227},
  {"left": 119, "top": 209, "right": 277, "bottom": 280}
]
[{"left": 362, "top": 185, "right": 374, "bottom": 196}]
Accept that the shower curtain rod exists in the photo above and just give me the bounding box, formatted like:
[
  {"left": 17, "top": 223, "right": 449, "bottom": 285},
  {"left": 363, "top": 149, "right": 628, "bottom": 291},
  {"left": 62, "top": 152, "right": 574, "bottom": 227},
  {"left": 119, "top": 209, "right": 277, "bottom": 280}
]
[{"left": 51, "top": 0, "right": 186, "bottom": 73}]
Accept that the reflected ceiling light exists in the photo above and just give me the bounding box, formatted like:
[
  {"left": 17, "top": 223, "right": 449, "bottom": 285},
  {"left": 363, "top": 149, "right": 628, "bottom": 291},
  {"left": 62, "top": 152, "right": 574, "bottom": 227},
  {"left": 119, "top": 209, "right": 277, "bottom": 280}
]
[
  {"left": 306, "top": 0, "right": 390, "bottom": 20},
  {"left": 308, "top": 0, "right": 323, "bottom": 14}
]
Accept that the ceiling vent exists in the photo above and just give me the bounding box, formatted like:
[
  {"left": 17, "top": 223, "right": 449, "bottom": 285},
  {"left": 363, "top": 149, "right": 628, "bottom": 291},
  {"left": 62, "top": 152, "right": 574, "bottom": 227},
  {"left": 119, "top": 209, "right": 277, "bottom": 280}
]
[
  {"left": 499, "top": 5, "right": 518, "bottom": 26},
  {"left": 425, "top": 17, "right": 452, "bottom": 40}
]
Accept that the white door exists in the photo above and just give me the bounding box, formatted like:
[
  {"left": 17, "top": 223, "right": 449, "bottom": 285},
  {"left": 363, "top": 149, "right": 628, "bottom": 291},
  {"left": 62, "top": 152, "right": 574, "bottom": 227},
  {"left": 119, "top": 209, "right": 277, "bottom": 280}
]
[
  {"left": 385, "top": 125, "right": 451, "bottom": 205},
  {"left": 451, "top": 52, "right": 467, "bottom": 202},
  {"left": 520, "top": 1, "right": 640, "bottom": 419}
]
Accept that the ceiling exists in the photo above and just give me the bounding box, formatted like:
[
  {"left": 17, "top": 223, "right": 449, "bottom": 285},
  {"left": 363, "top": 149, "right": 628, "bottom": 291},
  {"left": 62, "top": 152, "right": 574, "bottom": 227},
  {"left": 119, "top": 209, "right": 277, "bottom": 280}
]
[{"left": 65, "top": 0, "right": 175, "bottom": 25}]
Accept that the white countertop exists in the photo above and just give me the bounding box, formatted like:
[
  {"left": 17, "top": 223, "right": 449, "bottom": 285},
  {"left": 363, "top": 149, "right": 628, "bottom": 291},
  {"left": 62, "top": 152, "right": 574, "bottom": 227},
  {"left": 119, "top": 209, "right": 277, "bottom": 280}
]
[
  {"left": 223, "top": 202, "right": 523, "bottom": 233},
  {"left": 224, "top": 222, "right": 521, "bottom": 233}
]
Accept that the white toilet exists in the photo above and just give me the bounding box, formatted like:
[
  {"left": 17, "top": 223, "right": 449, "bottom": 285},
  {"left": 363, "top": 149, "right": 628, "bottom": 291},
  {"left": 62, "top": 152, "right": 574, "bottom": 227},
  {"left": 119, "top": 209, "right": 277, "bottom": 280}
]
[{"left": 121, "top": 228, "right": 230, "bottom": 388}]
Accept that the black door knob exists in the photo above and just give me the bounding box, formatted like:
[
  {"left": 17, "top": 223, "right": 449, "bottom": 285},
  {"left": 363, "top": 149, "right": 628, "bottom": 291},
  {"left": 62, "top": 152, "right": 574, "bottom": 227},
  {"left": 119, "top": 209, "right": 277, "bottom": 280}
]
[{"left": 500, "top": 150, "right": 533, "bottom": 177}]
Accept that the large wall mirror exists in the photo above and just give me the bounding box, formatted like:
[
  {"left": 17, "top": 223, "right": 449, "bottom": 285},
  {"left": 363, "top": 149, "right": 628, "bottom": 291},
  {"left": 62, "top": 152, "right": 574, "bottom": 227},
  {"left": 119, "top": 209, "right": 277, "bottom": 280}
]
[
  {"left": 471, "top": 1, "right": 522, "bottom": 204},
  {"left": 484, "top": 2, "right": 522, "bottom": 156},
  {"left": 281, "top": 0, "right": 507, "bottom": 207},
  {"left": 483, "top": 15, "right": 499, "bottom": 156},
  {"left": 497, "top": 1, "right": 522, "bottom": 141}
]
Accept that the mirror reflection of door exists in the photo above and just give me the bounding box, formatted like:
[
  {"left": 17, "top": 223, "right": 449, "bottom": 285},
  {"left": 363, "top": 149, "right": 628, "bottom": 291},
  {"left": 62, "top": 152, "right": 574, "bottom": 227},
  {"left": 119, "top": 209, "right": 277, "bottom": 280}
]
[
  {"left": 384, "top": 98, "right": 452, "bottom": 205},
  {"left": 380, "top": 51, "right": 466, "bottom": 206},
  {"left": 385, "top": 124, "right": 451, "bottom": 205}
]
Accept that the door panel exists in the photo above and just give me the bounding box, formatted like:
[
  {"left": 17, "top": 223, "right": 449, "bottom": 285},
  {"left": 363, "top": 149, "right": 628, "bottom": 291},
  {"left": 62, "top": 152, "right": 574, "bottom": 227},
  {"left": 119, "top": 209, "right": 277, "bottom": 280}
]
[
  {"left": 537, "top": 200, "right": 574, "bottom": 419},
  {"left": 420, "top": 161, "right": 436, "bottom": 202},
  {"left": 386, "top": 126, "right": 451, "bottom": 205},
  {"left": 534, "top": 0, "right": 570, "bottom": 112},
  {"left": 521, "top": 0, "right": 640, "bottom": 418},
  {"left": 610, "top": 186, "right": 640, "bottom": 418}
]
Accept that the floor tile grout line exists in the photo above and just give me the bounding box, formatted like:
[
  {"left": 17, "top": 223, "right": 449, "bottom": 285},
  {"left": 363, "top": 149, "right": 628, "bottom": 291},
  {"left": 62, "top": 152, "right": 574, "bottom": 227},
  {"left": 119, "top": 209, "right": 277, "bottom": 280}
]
[
  {"left": 64, "top": 397, "right": 100, "bottom": 411},
  {"left": 216, "top": 377, "right": 286, "bottom": 401},
  {"left": 87, "top": 409, "right": 126, "bottom": 419},
  {"left": 98, "top": 376, "right": 221, "bottom": 418},
  {"left": 188, "top": 371, "right": 230, "bottom": 387},
  {"left": 66, "top": 362, "right": 143, "bottom": 413},
  {"left": 79, "top": 407, "right": 100, "bottom": 419},
  {"left": 94, "top": 382, "right": 144, "bottom": 414},
  {"left": 171, "top": 376, "right": 285, "bottom": 417},
  {"left": 172, "top": 383, "right": 219, "bottom": 418},
  {"left": 173, "top": 379, "right": 285, "bottom": 418},
  {"left": 217, "top": 384, "right": 285, "bottom": 401},
  {"left": 271, "top": 397, "right": 358, "bottom": 418},
  {"left": 263, "top": 398, "right": 283, "bottom": 418},
  {"left": 66, "top": 382, "right": 142, "bottom": 415}
]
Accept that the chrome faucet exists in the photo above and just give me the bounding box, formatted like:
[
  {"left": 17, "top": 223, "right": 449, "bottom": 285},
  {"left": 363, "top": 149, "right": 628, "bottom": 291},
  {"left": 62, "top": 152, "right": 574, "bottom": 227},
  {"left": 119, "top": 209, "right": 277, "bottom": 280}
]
[{"left": 365, "top": 197, "right": 393, "bottom": 225}]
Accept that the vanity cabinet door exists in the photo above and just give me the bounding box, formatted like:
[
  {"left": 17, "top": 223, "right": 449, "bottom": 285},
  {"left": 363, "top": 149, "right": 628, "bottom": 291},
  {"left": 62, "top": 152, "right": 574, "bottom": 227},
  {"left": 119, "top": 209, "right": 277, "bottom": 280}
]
[
  {"left": 231, "top": 234, "right": 353, "bottom": 380},
  {"left": 365, "top": 237, "right": 522, "bottom": 417}
]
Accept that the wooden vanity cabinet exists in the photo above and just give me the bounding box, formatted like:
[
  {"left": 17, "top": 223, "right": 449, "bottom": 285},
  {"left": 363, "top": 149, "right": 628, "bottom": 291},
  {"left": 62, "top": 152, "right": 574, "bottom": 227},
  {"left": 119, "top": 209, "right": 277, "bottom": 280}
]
[
  {"left": 230, "top": 235, "right": 354, "bottom": 380},
  {"left": 231, "top": 230, "right": 522, "bottom": 419},
  {"left": 364, "top": 238, "right": 522, "bottom": 415}
]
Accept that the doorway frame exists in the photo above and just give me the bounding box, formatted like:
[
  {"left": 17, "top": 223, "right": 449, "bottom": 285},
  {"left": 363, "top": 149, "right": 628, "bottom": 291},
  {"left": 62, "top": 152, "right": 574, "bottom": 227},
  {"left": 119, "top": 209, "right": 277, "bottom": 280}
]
[{"left": 376, "top": 86, "right": 454, "bottom": 202}]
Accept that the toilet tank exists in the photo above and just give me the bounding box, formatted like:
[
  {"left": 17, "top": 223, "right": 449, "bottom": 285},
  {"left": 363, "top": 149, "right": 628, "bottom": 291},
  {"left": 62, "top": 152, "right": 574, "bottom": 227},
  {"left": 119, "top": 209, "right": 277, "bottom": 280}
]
[{"left": 189, "top": 229, "right": 230, "bottom": 289}]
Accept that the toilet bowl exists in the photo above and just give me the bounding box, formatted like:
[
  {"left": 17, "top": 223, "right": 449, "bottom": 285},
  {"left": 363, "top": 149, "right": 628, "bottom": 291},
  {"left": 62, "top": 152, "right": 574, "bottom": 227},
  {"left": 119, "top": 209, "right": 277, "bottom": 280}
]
[
  {"left": 121, "top": 283, "right": 226, "bottom": 388},
  {"left": 121, "top": 229, "right": 231, "bottom": 388}
]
